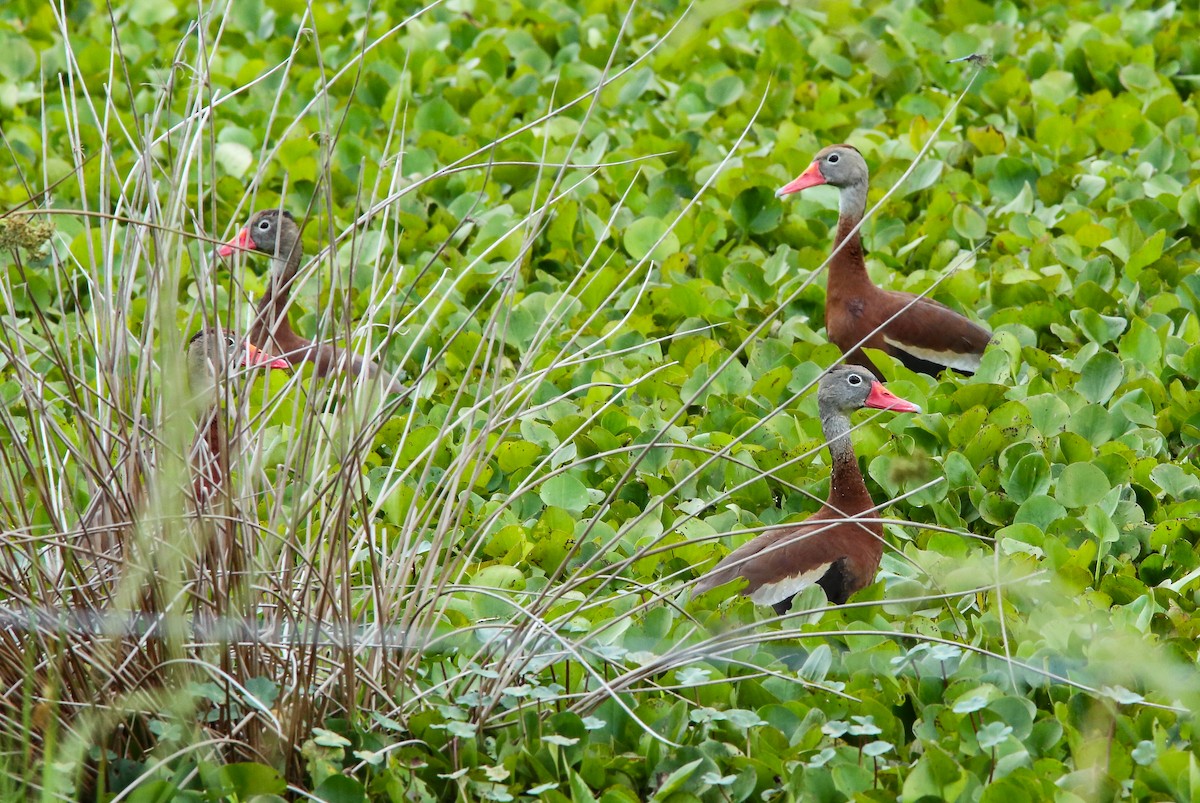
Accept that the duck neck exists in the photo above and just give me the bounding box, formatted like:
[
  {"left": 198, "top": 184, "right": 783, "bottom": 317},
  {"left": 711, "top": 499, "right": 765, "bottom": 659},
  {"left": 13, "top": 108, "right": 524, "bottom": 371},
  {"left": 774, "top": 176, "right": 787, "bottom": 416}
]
[
  {"left": 830, "top": 182, "right": 871, "bottom": 290},
  {"left": 250, "top": 243, "right": 312, "bottom": 360},
  {"left": 821, "top": 409, "right": 870, "bottom": 508},
  {"left": 193, "top": 404, "right": 229, "bottom": 505}
]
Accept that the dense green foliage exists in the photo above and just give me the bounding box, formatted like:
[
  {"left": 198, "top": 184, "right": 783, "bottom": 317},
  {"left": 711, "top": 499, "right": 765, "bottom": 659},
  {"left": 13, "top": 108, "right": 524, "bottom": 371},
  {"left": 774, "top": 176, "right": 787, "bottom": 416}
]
[{"left": 1, "top": 0, "right": 1199, "bottom": 800}]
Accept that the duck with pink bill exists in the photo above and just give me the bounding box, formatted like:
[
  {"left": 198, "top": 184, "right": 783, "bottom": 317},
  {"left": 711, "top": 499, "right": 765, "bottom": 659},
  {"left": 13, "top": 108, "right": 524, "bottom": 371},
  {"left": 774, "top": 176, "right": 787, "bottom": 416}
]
[
  {"left": 218, "top": 209, "right": 408, "bottom": 395},
  {"left": 777, "top": 145, "right": 991, "bottom": 378},
  {"left": 694, "top": 365, "right": 920, "bottom": 613}
]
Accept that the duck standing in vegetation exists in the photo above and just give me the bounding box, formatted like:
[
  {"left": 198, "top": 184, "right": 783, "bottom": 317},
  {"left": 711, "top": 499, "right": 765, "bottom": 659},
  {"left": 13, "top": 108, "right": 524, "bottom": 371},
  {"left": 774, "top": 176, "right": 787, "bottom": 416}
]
[
  {"left": 694, "top": 366, "right": 919, "bottom": 613},
  {"left": 777, "top": 145, "right": 991, "bottom": 378},
  {"left": 77, "top": 329, "right": 287, "bottom": 565}
]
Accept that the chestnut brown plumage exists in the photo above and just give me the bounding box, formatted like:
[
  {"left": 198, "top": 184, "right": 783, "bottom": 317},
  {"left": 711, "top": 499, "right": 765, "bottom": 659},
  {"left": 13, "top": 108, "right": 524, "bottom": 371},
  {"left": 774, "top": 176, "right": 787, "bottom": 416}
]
[
  {"left": 78, "top": 330, "right": 288, "bottom": 556},
  {"left": 694, "top": 365, "right": 919, "bottom": 614},
  {"left": 777, "top": 145, "right": 991, "bottom": 378},
  {"left": 186, "top": 328, "right": 289, "bottom": 506},
  {"left": 218, "top": 210, "right": 407, "bottom": 394}
]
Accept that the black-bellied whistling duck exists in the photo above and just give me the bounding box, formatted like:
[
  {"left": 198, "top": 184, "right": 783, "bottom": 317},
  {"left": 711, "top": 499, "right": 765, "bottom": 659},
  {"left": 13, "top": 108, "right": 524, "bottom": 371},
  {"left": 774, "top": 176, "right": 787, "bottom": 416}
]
[
  {"left": 78, "top": 329, "right": 288, "bottom": 558},
  {"left": 777, "top": 145, "right": 991, "bottom": 378},
  {"left": 218, "top": 210, "right": 407, "bottom": 394},
  {"left": 187, "top": 327, "right": 289, "bottom": 506},
  {"left": 694, "top": 365, "right": 919, "bottom": 613}
]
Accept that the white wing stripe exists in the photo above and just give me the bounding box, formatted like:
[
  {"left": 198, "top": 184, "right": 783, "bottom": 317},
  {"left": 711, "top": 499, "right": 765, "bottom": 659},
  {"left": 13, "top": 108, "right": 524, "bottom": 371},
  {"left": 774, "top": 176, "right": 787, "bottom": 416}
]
[
  {"left": 883, "top": 336, "right": 982, "bottom": 372},
  {"left": 749, "top": 563, "right": 833, "bottom": 607}
]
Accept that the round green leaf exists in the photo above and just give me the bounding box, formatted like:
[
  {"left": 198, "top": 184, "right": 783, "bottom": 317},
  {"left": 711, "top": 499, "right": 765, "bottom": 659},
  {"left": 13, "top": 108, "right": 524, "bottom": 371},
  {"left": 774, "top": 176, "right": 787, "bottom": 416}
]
[
  {"left": 497, "top": 441, "right": 542, "bottom": 473},
  {"left": 623, "top": 217, "right": 680, "bottom": 261},
  {"left": 730, "top": 187, "right": 782, "bottom": 234},
  {"left": 313, "top": 775, "right": 366, "bottom": 803},
  {"left": 216, "top": 142, "right": 253, "bottom": 179},
  {"left": 539, "top": 473, "right": 589, "bottom": 513},
  {"left": 1077, "top": 351, "right": 1124, "bottom": 404},
  {"left": 1002, "top": 453, "right": 1051, "bottom": 504},
  {"left": 705, "top": 74, "right": 745, "bottom": 106},
  {"left": 952, "top": 205, "right": 987, "bottom": 240},
  {"left": 1054, "top": 462, "right": 1111, "bottom": 508}
]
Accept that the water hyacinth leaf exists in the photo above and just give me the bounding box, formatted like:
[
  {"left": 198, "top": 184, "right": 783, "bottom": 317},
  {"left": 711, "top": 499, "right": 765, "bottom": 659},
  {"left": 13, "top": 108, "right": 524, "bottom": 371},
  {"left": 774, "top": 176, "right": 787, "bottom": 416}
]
[
  {"left": 217, "top": 763, "right": 287, "bottom": 797},
  {"left": 952, "top": 205, "right": 987, "bottom": 240},
  {"left": 799, "top": 644, "right": 832, "bottom": 682},
  {"left": 1071, "top": 308, "right": 1127, "bottom": 345},
  {"left": 1077, "top": 351, "right": 1124, "bottom": 405},
  {"left": 539, "top": 474, "right": 590, "bottom": 513},
  {"left": 414, "top": 97, "right": 467, "bottom": 136},
  {"left": 497, "top": 441, "right": 543, "bottom": 472},
  {"left": 651, "top": 758, "right": 704, "bottom": 800},
  {"left": 624, "top": 217, "right": 681, "bottom": 261},
  {"left": 1124, "top": 229, "right": 1165, "bottom": 278},
  {"left": 313, "top": 775, "right": 367, "bottom": 803},
  {"left": 731, "top": 187, "right": 782, "bottom": 234},
  {"left": 1001, "top": 453, "right": 1051, "bottom": 503},
  {"left": 705, "top": 74, "right": 745, "bottom": 106},
  {"left": 216, "top": 142, "right": 254, "bottom": 178},
  {"left": 1055, "top": 462, "right": 1111, "bottom": 508}
]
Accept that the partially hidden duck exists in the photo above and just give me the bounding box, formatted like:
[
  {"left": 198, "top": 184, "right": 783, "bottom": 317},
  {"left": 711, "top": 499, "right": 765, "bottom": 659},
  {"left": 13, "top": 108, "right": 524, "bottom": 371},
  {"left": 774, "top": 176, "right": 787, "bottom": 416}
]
[{"left": 219, "top": 210, "right": 407, "bottom": 394}]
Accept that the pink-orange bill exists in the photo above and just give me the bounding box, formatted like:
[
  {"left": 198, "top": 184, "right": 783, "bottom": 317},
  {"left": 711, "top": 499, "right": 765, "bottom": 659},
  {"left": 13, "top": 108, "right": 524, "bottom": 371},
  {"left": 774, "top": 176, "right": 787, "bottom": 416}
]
[
  {"left": 244, "top": 343, "right": 290, "bottom": 370},
  {"left": 865, "top": 382, "right": 920, "bottom": 413},
  {"left": 776, "top": 160, "right": 826, "bottom": 198},
  {"left": 217, "top": 227, "right": 253, "bottom": 258}
]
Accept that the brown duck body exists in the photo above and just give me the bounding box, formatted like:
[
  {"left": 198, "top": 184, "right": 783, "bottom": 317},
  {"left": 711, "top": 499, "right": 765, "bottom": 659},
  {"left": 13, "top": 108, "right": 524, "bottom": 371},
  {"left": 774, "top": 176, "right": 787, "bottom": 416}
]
[
  {"left": 79, "top": 330, "right": 287, "bottom": 552},
  {"left": 694, "top": 366, "right": 919, "bottom": 614},
  {"left": 221, "top": 210, "right": 407, "bottom": 394},
  {"left": 779, "top": 145, "right": 991, "bottom": 378}
]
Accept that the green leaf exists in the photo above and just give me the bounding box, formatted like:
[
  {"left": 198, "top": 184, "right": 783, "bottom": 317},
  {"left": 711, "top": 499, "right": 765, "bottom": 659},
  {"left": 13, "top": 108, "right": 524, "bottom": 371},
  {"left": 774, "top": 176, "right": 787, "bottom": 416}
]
[
  {"left": 1077, "top": 351, "right": 1123, "bottom": 404},
  {"left": 497, "top": 441, "right": 542, "bottom": 472},
  {"left": 216, "top": 142, "right": 254, "bottom": 179},
  {"left": 623, "top": 217, "right": 681, "bottom": 261},
  {"left": 952, "top": 205, "right": 987, "bottom": 240},
  {"left": 1071, "top": 309, "right": 1127, "bottom": 345},
  {"left": 313, "top": 775, "right": 367, "bottom": 803},
  {"left": 650, "top": 758, "right": 703, "bottom": 801},
  {"left": 414, "top": 98, "right": 467, "bottom": 136},
  {"left": 1150, "top": 465, "right": 1200, "bottom": 499},
  {"left": 1002, "top": 453, "right": 1051, "bottom": 504},
  {"left": 0, "top": 35, "right": 36, "bottom": 80},
  {"left": 730, "top": 187, "right": 782, "bottom": 234},
  {"left": 1055, "top": 463, "right": 1111, "bottom": 508},
  {"left": 128, "top": 0, "right": 178, "bottom": 25},
  {"left": 1124, "top": 229, "right": 1165, "bottom": 278},
  {"left": 218, "top": 763, "right": 286, "bottom": 797},
  {"left": 539, "top": 474, "right": 590, "bottom": 513},
  {"left": 705, "top": 75, "right": 745, "bottom": 106}
]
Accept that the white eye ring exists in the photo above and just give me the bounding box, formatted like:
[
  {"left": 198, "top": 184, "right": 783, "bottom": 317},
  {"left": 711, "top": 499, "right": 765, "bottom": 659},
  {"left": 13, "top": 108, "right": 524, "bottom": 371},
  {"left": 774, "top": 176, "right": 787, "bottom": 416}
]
[
  {"left": 257, "top": 220, "right": 271, "bottom": 231},
  {"left": 847, "top": 373, "right": 862, "bottom": 385},
  {"left": 828, "top": 153, "right": 840, "bottom": 163}
]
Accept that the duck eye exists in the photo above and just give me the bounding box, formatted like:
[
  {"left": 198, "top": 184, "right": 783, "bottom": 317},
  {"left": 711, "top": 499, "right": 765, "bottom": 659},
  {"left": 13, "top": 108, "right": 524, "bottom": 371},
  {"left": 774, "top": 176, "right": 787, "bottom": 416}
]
[
  {"left": 257, "top": 220, "right": 271, "bottom": 231},
  {"left": 847, "top": 373, "right": 862, "bottom": 386},
  {"left": 828, "top": 153, "right": 840, "bottom": 164}
]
